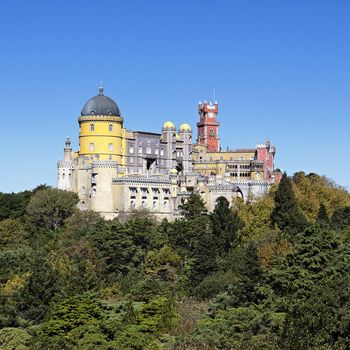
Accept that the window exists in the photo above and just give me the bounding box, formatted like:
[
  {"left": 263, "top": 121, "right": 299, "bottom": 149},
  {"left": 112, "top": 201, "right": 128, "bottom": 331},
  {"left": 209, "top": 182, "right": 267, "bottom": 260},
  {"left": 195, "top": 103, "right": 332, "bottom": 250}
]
[
  {"left": 139, "top": 146, "right": 142, "bottom": 154},
  {"left": 130, "top": 145, "right": 134, "bottom": 154},
  {"left": 109, "top": 124, "right": 113, "bottom": 132},
  {"left": 209, "top": 128, "right": 215, "bottom": 138},
  {"left": 109, "top": 143, "right": 113, "bottom": 151},
  {"left": 130, "top": 187, "right": 137, "bottom": 199},
  {"left": 90, "top": 124, "right": 94, "bottom": 132},
  {"left": 130, "top": 157, "right": 134, "bottom": 163},
  {"left": 160, "top": 148, "right": 164, "bottom": 156},
  {"left": 155, "top": 148, "right": 159, "bottom": 155},
  {"left": 146, "top": 146, "right": 151, "bottom": 154},
  {"left": 130, "top": 200, "right": 135, "bottom": 209},
  {"left": 152, "top": 201, "right": 157, "bottom": 210},
  {"left": 89, "top": 143, "right": 95, "bottom": 151}
]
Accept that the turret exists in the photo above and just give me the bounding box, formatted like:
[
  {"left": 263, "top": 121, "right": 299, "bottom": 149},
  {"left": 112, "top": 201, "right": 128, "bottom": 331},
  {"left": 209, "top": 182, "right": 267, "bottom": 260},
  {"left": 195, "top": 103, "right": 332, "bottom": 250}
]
[
  {"left": 178, "top": 123, "right": 193, "bottom": 174},
  {"left": 57, "top": 137, "right": 74, "bottom": 190},
  {"left": 64, "top": 136, "right": 73, "bottom": 161},
  {"left": 161, "top": 121, "right": 177, "bottom": 171},
  {"left": 78, "top": 86, "right": 124, "bottom": 164}
]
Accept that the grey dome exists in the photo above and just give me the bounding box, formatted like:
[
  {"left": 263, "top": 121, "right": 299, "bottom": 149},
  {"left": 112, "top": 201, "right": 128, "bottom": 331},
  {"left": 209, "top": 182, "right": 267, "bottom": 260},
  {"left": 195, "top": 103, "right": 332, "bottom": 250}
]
[{"left": 81, "top": 87, "right": 121, "bottom": 116}]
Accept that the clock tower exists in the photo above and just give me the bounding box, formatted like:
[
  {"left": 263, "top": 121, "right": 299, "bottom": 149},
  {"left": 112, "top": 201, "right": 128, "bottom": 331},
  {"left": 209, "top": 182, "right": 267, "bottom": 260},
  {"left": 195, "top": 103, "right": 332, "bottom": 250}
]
[{"left": 197, "top": 100, "right": 220, "bottom": 152}]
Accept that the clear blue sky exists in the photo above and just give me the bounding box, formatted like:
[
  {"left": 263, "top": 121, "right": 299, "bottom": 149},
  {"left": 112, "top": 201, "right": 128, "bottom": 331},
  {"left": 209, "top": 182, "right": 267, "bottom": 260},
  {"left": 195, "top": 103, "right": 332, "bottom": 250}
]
[{"left": 0, "top": 0, "right": 349, "bottom": 192}]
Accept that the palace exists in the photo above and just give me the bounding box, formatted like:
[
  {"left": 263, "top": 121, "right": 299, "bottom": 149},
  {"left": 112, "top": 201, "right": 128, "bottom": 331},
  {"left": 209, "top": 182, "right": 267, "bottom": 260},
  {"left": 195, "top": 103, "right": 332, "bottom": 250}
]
[{"left": 57, "top": 87, "right": 281, "bottom": 219}]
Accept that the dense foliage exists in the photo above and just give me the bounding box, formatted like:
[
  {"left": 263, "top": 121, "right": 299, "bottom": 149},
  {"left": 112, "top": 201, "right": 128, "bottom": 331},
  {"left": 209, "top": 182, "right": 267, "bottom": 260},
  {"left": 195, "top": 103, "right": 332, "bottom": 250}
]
[{"left": 0, "top": 173, "right": 349, "bottom": 349}]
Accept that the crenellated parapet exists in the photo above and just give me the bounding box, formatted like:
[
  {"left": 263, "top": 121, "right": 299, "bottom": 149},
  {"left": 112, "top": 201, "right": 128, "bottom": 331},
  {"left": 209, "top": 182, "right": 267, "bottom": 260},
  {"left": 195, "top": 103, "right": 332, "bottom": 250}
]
[{"left": 91, "top": 160, "right": 118, "bottom": 168}]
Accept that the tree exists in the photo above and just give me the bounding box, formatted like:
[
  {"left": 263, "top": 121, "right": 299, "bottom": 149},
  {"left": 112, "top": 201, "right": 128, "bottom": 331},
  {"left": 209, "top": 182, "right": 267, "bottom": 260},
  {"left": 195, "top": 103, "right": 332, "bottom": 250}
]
[
  {"left": 268, "top": 225, "right": 350, "bottom": 349},
  {"left": 15, "top": 253, "right": 59, "bottom": 323},
  {"left": 211, "top": 197, "right": 243, "bottom": 255},
  {"left": 316, "top": 203, "right": 329, "bottom": 225},
  {"left": 0, "top": 191, "right": 32, "bottom": 221},
  {"left": 331, "top": 206, "right": 350, "bottom": 230},
  {"left": 179, "top": 193, "right": 207, "bottom": 220},
  {"left": 26, "top": 188, "right": 79, "bottom": 231},
  {"left": 0, "top": 219, "right": 26, "bottom": 251},
  {"left": 292, "top": 172, "right": 350, "bottom": 222},
  {"left": 271, "top": 172, "right": 308, "bottom": 237},
  {"left": 0, "top": 327, "right": 31, "bottom": 350}
]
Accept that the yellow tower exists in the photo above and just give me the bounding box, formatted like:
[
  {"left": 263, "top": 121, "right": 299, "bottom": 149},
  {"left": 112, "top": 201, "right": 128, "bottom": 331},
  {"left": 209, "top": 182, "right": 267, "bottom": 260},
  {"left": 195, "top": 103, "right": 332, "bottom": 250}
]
[{"left": 78, "top": 86, "right": 125, "bottom": 164}]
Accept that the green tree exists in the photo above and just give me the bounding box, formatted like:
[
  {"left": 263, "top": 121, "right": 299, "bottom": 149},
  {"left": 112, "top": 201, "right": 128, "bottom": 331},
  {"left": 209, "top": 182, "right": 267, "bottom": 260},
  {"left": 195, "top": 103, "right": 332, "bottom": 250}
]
[
  {"left": 316, "top": 202, "right": 329, "bottom": 225},
  {"left": 179, "top": 193, "right": 208, "bottom": 220},
  {"left": 271, "top": 172, "right": 308, "bottom": 236},
  {"left": 15, "top": 253, "right": 59, "bottom": 323},
  {"left": 0, "top": 191, "right": 32, "bottom": 221},
  {"left": 0, "top": 219, "right": 26, "bottom": 251},
  {"left": 331, "top": 206, "right": 350, "bottom": 230},
  {"left": 268, "top": 225, "right": 350, "bottom": 349},
  {"left": 0, "top": 327, "right": 31, "bottom": 350},
  {"left": 211, "top": 196, "right": 243, "bottom": 255},
  {"left": 26, "top": 188, "right": 79, "bottom": 231}
]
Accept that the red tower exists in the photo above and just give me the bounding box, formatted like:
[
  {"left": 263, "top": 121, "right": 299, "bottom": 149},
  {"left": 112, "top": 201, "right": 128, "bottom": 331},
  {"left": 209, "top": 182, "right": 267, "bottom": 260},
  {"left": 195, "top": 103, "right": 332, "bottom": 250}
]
[{"left": 197, "top": 100, "right": 220, "bottom": 152}]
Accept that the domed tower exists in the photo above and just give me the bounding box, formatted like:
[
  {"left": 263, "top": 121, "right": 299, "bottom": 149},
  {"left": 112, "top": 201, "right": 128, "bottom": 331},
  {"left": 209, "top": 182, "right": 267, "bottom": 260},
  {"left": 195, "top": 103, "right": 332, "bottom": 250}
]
[
  {"left": 161, "top": 121, "right": 177, "bottom": 171},
  {"left": 179, "top": 123, "right": 193, "bottom": 175},
  {"left": 79, "top": 86, "right": 124, "bottom": 164}
]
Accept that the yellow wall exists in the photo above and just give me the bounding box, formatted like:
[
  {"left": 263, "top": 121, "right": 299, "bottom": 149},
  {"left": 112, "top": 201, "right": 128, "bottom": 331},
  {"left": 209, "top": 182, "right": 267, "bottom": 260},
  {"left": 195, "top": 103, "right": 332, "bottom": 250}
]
[
  {"left": 78, "top": 116, "right": 124, "bottom": 162},
  {"left": 192, "top": 146, "right": 257, "bottom": 180}
]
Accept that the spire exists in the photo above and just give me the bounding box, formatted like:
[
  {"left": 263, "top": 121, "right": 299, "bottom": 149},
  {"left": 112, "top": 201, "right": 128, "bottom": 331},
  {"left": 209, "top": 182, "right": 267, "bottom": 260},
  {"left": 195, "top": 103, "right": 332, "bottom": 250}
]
[
  {"left": 65, "top": 136, "right": 71, "bottom": 148},
  {"left": 98, "top": 80, "right": 104, "bottom": 95}
]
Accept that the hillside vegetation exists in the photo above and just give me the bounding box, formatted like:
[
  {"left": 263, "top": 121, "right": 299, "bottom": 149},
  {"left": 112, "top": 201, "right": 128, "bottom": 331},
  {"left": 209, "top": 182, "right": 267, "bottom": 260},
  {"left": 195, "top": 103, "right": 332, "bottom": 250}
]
[{"left": 0, "top": 172, "right": 349, "bottom": 350}]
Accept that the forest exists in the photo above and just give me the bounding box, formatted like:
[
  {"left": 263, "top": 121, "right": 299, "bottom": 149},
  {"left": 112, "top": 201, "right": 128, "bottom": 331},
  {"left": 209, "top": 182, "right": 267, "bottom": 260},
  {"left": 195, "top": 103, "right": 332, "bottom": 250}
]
[{"left": 0, "top": 172, "right": 350, "bottom": 350}]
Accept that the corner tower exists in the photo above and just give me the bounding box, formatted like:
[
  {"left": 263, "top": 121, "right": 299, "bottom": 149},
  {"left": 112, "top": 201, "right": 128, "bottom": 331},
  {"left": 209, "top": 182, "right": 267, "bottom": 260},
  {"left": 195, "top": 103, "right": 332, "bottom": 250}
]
[
  {"left": 197, "top": 100, "right": 220, "bottom": 152},
  {"left": 78, "top": 86, "right": 124, "bottom": 164}
]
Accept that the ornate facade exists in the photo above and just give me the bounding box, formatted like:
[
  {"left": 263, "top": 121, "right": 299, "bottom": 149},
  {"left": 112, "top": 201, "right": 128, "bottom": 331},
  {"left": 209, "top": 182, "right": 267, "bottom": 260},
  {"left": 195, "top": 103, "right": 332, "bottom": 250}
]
[{"left": 57, "top": 87, "right": 281, "bottom": 219}]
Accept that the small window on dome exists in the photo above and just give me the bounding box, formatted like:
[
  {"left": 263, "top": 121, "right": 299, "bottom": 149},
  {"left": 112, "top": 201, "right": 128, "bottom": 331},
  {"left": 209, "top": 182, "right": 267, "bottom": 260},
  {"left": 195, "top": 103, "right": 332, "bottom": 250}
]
[
  {"left": 89, "top": 143, "right": 95, "bottom": 151},
  {"left": 109, "top": 143, "right": 113, "bottom": 151},
  {"left": 90, "top": 124, "right": 94, "bottom": 132},
  {"left": 109, "top": 124, "right": 113, "bottom": 132}
]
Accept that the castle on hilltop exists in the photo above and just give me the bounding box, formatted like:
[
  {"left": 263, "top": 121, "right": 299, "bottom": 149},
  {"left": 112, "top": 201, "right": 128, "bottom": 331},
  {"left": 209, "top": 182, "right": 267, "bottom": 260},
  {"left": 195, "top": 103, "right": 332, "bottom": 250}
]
[{"left": 57, "top": 87, "right": 281, "bottom": 219}]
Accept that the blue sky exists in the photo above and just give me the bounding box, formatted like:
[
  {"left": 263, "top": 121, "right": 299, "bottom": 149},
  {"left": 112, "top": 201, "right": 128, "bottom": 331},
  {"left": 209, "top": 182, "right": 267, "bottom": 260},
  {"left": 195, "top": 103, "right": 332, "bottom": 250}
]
[{"left": 0, "top": 0, "right": 349, "bottom": 192}]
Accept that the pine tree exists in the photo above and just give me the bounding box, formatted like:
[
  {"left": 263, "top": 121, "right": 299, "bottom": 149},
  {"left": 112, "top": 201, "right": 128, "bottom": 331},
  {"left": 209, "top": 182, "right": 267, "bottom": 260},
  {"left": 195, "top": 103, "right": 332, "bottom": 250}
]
[
  {"left": 271, "top": 172, "right": 308, "bottom": 236},
  {"left": 211, "top": 196, "right": 243, "bottom": 255},
  {"left": 178, "top": 193, "right": 208, "bottom": 220}
]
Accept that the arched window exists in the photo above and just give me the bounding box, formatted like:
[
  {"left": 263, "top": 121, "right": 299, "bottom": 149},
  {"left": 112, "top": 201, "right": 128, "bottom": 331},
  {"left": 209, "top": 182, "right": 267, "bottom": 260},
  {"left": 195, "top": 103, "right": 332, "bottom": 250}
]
[
  {"left": 130, "top": 145, "right": 134, "bottom": 154},
  {"left": 90, "top": 124, "right": 94, "bottom": 132},
  {"left": 139, "top": 146, "right": 142, "bottom": 154},
  {"left": 89, "top": 143, "right": 95, "bottom": 151},
  {"left": 109, "top": 143, "right": 113, "bottom": 151},
  {"left": 109, "top": 124, "right": 113, "bottom": 132}
]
